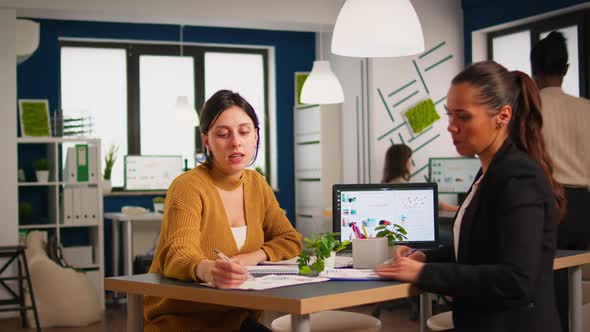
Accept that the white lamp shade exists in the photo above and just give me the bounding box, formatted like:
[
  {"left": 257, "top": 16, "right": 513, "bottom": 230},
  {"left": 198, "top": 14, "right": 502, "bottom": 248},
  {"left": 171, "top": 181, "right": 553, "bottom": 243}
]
[
  {"left": 300, "top": 61, "right": 344, "bottom": 104},
  {"left": 174, "top": 95, "right": 200, "bottom": 126},
  {"left": 16, "top": 19, "right": 40, "bottom": 64},
  {"left": 331, "top": 0, "right": 425, "bottom": 58}
]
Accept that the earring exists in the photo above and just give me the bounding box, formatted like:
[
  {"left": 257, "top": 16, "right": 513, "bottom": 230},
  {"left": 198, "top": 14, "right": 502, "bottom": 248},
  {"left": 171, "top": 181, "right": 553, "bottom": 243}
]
[{"left": 496, "top": 122, "right": 504, "bottom": 128}]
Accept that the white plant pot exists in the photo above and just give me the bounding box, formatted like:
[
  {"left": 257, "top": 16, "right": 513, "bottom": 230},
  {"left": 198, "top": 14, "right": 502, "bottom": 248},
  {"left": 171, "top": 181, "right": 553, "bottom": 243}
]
[
  {"left": 102, "top": 179, "right": 112, "bottom": 195},
  {"left": 324, "top": 251, "right": 337, "bottom": 270},
  {"left": 35, "top": 170, "right": 49, "bottom": 182}
]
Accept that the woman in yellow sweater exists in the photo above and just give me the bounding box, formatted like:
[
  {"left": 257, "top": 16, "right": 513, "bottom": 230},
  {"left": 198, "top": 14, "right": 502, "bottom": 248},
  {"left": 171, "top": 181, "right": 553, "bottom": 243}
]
[{"left": 144, "top": 90, "right": 302, "bottom": 332}]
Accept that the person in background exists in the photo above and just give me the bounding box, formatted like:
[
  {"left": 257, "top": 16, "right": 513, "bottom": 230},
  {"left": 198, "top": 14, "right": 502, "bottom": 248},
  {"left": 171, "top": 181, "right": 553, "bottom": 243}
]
[
  {"left": 143, "top": 90, "right": 302, "bottom": 332},
  {"left": 377, "top": 61, "right": 565, "bottom": 332},
  {"left": 382, "top": 144, "right": 459, "bottom": 212},
  {"left": 531, "top": 31, "right": 590, "bottom": 331}
]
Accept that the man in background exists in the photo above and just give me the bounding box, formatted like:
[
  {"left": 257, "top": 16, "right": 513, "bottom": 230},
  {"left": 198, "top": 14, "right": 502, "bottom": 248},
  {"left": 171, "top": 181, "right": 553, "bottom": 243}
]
[{"left": 531, "top": 30, "right": 590, "bottom": 332}]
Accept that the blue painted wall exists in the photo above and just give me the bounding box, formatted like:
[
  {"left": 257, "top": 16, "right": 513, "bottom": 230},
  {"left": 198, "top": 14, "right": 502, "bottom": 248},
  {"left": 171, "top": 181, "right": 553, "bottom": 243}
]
[
  {"left": 17, "top": 19, "right": 315, "bottom": 276},
  {"left": 462, "top": 0, "right": 588, "bottom": 64}
]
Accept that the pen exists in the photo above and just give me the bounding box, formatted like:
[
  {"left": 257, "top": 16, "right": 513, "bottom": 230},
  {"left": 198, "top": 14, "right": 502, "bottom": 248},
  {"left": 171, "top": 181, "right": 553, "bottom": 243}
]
[
  {"left": 213, "top": 249, "right": 255, "bottom": 279},
  {"left": 380, "top": 248, "right": 419, "bottom": 265},
  {"left": 362, "top": 225, "right": 369, "bottom": 239}
]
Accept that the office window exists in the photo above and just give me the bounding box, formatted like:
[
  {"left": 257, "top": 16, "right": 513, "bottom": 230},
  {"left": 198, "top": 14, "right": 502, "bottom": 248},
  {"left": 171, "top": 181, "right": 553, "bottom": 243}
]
[
  {"left": 61, "top": 42, "right": 272, "bottom": 188},
  {"left": 60, "top": 47, "right": 128, "bottom": 187},
  {"left": 488, "top": 10, "right": 588, "bottom": 98},
  {"left": 204, "top": 52, "right": 267, "bottom": 174},
  {"left": 140, "top": 55, "right": 197, "bottom": 168},
  {"left": 491, "top": 30, "right": 532, "bottom": 75}
]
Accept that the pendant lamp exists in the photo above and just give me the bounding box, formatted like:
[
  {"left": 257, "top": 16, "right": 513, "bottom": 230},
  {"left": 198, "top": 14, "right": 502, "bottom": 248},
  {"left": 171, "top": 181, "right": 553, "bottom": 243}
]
[
  {"left": 300, "top": 28, "right": 344, "bottom": 104},
  {"left": 331, "top": 0, "right": 425, "bottom": 58},
  {"left": 173, "top": 25, "right": 200, "bottom": 126}
]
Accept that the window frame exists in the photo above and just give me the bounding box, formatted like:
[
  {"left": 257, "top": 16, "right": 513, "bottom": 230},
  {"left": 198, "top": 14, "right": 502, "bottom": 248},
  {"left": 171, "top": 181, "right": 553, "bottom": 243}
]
[
  {"left": 487, "top": 9, "right": 589, "bottom": 98},
  {"left": 59, "top": 40, "right": 271, "bottom": 188}
]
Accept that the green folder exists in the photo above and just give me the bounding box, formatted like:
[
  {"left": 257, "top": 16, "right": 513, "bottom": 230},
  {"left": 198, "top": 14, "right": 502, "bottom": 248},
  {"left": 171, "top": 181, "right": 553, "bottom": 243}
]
[{"left": 76, "top": 144, "right": 89, "bottom": 182}]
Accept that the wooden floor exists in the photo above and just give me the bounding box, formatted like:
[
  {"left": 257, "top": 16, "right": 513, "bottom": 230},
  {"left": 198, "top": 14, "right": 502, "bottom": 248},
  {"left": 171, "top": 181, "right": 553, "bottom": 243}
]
[{"left": 0, "top": 300, "right": 420, "bottom": 331}]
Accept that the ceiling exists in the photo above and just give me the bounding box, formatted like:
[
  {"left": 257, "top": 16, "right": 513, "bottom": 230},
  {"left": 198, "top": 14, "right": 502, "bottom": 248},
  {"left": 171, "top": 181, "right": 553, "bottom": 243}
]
[{"left": 0, "top": 0, "right": 347, "bottom": 31}]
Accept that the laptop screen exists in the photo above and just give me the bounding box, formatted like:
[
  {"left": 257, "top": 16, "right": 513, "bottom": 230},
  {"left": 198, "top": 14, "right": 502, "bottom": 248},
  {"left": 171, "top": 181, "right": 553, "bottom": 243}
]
[{"left": 333, "top": 183, "right": 439, "bottom": 248}]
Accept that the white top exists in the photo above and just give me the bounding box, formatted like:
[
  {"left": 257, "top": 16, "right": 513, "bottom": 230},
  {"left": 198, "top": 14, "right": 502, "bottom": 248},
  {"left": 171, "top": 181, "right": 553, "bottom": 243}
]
[
  {"left": 453, "top": 176, "right": 484, "bottom": 260},
  {"left": 539, "top": 87, "right": 590, "bottom": 187},
  {"left": 231, "top": 226, "right": 247, "bottom": 250}
]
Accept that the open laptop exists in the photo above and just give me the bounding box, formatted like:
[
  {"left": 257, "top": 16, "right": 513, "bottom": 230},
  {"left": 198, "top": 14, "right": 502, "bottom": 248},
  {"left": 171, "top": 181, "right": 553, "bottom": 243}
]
[{"left": 333, "top": 183, "right": 439, "bottom": 252}]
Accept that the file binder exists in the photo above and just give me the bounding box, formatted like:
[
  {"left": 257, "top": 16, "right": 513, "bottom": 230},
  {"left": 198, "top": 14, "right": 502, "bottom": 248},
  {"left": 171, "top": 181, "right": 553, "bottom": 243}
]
[
  {"left": 87, "top": 145, "right": 98, "bottom": 183},
  {"left": 76, "top": 144, "right": 89, "bottom": 182}
]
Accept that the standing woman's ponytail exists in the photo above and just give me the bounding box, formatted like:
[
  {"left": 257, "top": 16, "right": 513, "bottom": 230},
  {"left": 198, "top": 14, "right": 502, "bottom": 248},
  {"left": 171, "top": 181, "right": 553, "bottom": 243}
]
[{"left": 511, "top": 71, "right": 566, "bottom": 221}]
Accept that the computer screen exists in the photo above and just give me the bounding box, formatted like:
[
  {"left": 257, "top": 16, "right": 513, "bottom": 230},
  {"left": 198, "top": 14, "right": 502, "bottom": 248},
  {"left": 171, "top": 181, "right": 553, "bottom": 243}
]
[
  {"left": 332, "top": 183, "right": 439, "bottom": 248},
  {"left": 124, "top": 155, "right": 184, "bottom": 191},
  {"left": 428, "top": 157, "right": 480, "bottom": 194}
]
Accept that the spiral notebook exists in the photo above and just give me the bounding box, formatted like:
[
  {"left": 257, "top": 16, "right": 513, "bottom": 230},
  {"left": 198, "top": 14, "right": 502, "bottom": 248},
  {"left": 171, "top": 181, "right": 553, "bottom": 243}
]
[{"left": 246, "top": 265, "right": 299, "bottom": 276}]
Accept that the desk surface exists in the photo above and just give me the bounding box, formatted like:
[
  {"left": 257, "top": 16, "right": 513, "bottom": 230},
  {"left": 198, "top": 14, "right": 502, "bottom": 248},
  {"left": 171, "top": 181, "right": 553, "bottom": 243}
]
[
  {"left": 105, "top": 250, "right": 590, "bottom": 315},
  {"left": 105, "top": 273, "right": 417, "bottom": 315},
  {"left": 104, "top": 212, "right": 163, "bottom": 222}
]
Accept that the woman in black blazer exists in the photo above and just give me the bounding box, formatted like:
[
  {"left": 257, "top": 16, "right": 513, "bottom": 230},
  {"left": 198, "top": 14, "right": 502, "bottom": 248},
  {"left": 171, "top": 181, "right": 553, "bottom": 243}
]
[{"left": 377, "top": 61, "right": 566, "bottom": 332}]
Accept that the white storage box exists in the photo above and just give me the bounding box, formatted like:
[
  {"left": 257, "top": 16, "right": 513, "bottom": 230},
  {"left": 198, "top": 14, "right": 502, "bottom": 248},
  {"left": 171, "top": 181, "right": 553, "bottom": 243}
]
[{"left": 62, "top": 245, "right": 94, "bottom": 267}]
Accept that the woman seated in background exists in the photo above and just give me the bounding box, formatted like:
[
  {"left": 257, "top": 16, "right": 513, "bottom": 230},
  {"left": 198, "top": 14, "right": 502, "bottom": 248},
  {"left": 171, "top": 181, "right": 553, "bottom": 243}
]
[
  {"left": 382, "top": 144, "right": 459, "bottom": 212},
  {"left": 377, "top": 61, "right": 565, "bottom": 332},
  {"left": 143, "top": 90, "right": 302, "bottom": 332}
]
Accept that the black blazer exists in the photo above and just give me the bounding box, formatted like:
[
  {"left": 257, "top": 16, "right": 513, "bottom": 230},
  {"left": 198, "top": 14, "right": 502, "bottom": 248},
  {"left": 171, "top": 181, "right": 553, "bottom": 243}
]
[{"left": 418, "top": 140, "right": 561, "bottom": 332}]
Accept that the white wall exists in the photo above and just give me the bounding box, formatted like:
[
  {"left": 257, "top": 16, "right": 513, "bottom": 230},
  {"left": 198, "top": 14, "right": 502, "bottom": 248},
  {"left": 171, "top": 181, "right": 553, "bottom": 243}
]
[
  {"left": 333, "top": 0, "right": 464, "bottom": 185},
  {"left": 0, "top": 10, "right": 18, "bottom": 246}
]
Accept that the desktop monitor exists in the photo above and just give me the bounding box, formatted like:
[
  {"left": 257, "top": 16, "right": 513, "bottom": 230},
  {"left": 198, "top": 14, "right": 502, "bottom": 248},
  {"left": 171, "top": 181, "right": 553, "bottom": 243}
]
[
  {"left": 428, "top": 157, "right": 480, "bottom": 194},
  {"left": 332, "top": 183, "right": 439, "bottom": 249},
  {"left": 124, "top": 155, "right": 184, "bottom": 191}
]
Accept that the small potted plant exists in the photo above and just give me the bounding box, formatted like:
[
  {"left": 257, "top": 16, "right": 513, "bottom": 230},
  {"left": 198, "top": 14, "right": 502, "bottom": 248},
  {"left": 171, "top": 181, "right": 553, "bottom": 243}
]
[
  {"left": 152, "top": 196, "right": 165, "bottom": 214},
  {"left": 297, "top": 232, "right": 350, "bottom": 275},
  {"left": 19, "top": 202, "right": 32, "bottom": 225},
  {"left": 103, "top": 144, "right": 118, "bottom": 194},
  {"left": 34, "top": 159, "right": 49, "bottom": 182},
  {"left": 375, "top": 223, "right": 408, "bottom": 257}
]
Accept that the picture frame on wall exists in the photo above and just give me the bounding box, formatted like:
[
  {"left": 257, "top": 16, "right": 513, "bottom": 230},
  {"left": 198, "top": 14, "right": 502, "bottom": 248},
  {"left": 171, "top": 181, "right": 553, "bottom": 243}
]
[
  {"left": 294, "top": 72, "right": 310, "bottom": 108},
  {"left": 18, "top": 99, "right": 52, "bottom": 137}
]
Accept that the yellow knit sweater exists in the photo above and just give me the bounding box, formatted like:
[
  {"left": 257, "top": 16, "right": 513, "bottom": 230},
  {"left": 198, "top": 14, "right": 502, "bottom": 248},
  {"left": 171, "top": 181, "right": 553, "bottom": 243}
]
[{"left": 144, "top": 165, "right": 302, "bottom": 332}]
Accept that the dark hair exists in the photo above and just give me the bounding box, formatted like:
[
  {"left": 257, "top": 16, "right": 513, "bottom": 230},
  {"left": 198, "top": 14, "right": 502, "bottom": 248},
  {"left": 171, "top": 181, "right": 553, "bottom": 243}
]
[
  {"left": 199, "top": 90, "right": 260, "bottom": 168},
  {"left": 382, "top": 144, "right": 413, "bottom": 183},
  {"left": 530, "top": 31, "right": 568, "bottom": 76},
  {"left": 451, "top": 61, "right": 566, "bottom": 222}
]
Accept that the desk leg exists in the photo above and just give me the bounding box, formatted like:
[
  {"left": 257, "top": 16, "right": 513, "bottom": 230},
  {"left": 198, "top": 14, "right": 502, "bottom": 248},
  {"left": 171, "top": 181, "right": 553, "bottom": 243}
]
[
  {"left": 291, "top": 314, "right": 310, "bottom": 332},
  {"left": 569, "top": 266, "right": 582, "bottom": 332},
  {"left": 112, "top": 219, "right": 119, "bottom": 277},
  {"left": 123, "top": 221, "right": 133, "bottom": 275},
  {"left": 127, "top": 293, "right": 143, "bottom": 332},
  {"left": 419, "top": 293, "right": 431, "bottom": 332}
]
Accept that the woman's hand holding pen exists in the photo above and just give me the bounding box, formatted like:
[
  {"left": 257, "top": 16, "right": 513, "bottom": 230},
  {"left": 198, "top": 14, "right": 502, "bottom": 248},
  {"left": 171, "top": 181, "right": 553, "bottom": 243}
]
[
  {"left": 375, "top": 245, "right": 426, "bottom": 283},
  {"left": 394, "top": 245, "right": 426, "bottom": 262}
]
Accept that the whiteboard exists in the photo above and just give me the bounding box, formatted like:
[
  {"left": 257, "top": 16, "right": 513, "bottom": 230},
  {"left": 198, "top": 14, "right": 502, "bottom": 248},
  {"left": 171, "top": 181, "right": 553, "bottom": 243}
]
[
  {"left": 124, "top": 155, "right": 183, "bottom": 190},
  {"left": 428, "top": 157, "right": 480, "bottom": 194}
]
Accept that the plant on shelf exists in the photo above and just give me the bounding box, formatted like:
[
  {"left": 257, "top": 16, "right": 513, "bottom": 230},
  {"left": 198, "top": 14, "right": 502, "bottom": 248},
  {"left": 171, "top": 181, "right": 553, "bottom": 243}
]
[
  {"left": 18, "top": 202, "right": 32, "bottom": 225},
  {"left": 34, "top": 159, "right": 49, "bottom": 182},
  {"left": 103, "top": 144, "right": 119, "bottom": 181},
  {"left": 102, "top": 144, "right": 118, "bottom": 194},
  {"left": 375, "top": 223, "right": 408, "bottom": 247},
  {"left": 297, "top": 232, "right": 350, "bottom": 275}
]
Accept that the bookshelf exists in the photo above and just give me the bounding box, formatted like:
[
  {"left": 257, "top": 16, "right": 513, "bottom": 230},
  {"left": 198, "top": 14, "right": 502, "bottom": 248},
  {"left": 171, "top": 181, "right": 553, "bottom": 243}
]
[{"left": 17, "top": 137, "right": 104, "bottom": 309}]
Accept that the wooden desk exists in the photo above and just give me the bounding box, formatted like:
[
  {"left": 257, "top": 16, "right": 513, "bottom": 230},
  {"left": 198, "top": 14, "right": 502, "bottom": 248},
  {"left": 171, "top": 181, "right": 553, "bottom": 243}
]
[
  {"left": 104, "top": 212, "right": 162, "bottom": 276},
  {"left": 105, "top": 250, "right": 590, "bottom": 332},
  {"left": 105, "top": 274, "right": 422, "bottom": 332}
]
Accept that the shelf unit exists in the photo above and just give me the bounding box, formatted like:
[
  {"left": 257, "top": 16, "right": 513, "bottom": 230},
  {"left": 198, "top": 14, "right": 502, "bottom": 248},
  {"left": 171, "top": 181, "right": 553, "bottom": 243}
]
[{"left": 17, "top": 137, "right": 104, "bottom": 309}]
